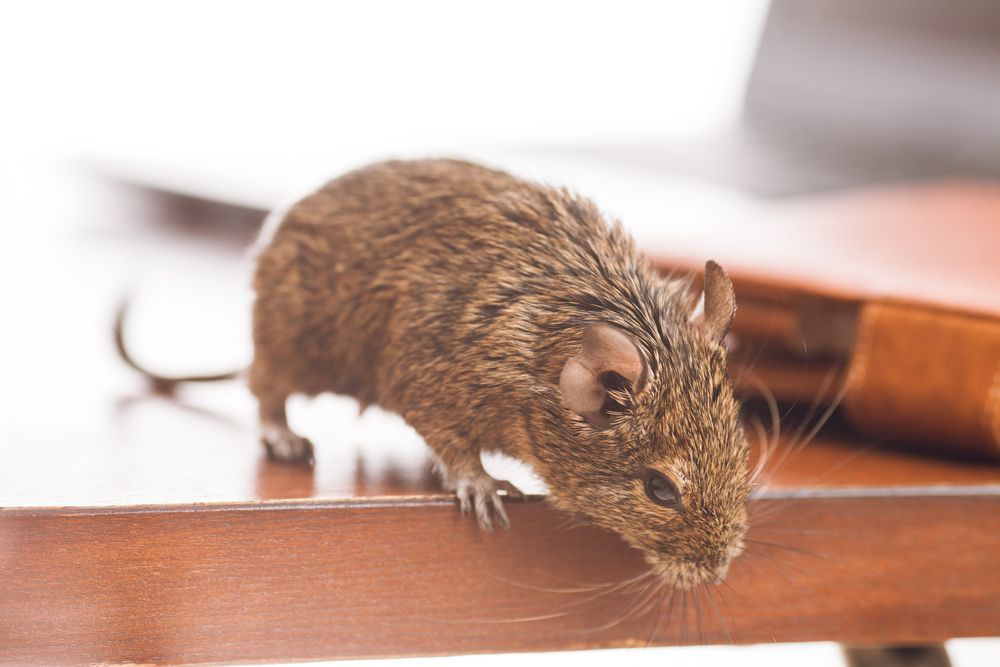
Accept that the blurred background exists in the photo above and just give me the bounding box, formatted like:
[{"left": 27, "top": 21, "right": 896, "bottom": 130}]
[
  {"left": 2, "top": 1, "right": 998, "bottom": 665},
  {"left": 6, "top": 0, "right": 1000, "bottom": 201},
  {"left": 3, "top": 1, "right": 765, "bottom": 199}
]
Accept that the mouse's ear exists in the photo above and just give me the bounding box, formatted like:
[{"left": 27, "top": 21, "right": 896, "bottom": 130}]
[
  {"left": 699, "top": 260, "right": 736, "bottom": 344},
  {"left": 560, "top": 322, "right": 648, "bottom": 429}
]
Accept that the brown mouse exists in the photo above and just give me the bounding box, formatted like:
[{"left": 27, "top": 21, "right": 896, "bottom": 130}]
[{"left": 116, "top": 158, "right": 749, "bottom": 589}]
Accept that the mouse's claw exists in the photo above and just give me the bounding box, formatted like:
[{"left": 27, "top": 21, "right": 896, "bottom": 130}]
[
  {"left": 262, "top": 427, "right": 315, "bottom": 466},
  {"left": 457, "top": 484, "right": 473, "bottom": 516},
  {"left": 454, "top": 474, "right": 517, "bottom": 532}
]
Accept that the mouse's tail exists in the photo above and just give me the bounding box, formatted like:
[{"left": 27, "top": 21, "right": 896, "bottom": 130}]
[{"left": 114, "top": 298, "right": 243, "bottom": 393}]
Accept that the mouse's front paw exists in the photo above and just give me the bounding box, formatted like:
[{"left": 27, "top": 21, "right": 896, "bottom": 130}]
[{"left": 454, "top": 474, "right": 524, "bottom": 532}]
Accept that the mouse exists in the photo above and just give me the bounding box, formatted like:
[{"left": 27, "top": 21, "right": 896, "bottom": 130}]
[{"left": 116, "top": 158, "right": 749, "bottom": 589}]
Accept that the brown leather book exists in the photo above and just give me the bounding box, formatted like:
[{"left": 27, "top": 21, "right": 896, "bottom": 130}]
[{"left": 649, "top": 181, "right": 1000, "bottom": 459}]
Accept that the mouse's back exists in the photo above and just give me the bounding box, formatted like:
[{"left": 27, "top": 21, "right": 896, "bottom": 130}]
[{"left": 250, "top": 158, "right": 632, "bottom": 407}]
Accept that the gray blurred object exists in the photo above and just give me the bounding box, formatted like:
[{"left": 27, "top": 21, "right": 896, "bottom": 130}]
[
  {"left": 580, "top": 0, "right": 1000, "bottom": 196},
  {"left": 844, "top": 645, "right": 952, "bottom": 667}
]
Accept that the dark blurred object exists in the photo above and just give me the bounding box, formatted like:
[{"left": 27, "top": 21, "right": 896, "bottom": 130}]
[
  {"left": 844, "top": 645, "right": 953, "bottom": 667},
  {"left": 582, "top": 0, "right": 1000, "bottom": 196},
  {"left": 110, "top": 180, "right": 267, "bottom": 247}
]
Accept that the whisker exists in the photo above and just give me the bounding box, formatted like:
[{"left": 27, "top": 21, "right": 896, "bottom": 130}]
[
  {"left": 692, "top": 586, "right": 706, "bottom": 646},
  {"left": 551, "top": 514, "right": 591, "bottom": 535},
  {"left": 745, "top": 526, "right": 828, "bottom": 535},
  {"left": 437, "top": 568, "right": 661, "bottom": 626},
  {"left": 791, "top": 366, "right": 839, "bottom": 444},
  {"left": 742, "top": 549, "right": 802, "bottom": 579},
  {"left": 789, "top": 437, "right": 885, "bottom": 492},
  {"left": 748, "top": 415, "right": 772, "bottom": 486},
  {"left": 489, "top": 569, "right": 651, "bottom": 596},
  {"left": 747, "top": 435, "right": 885, "bottom": 519},
  {"left": 632, "top": 578, "right": 669, "bottom": 621},
  {"left": 416, "top": 609, "right": 575, "bottom": 625},
  {"left": 719, "top": 578, "right": 745, "bottom": 604},
  {"left": 578, "top": 571, "right": 662, "bottom": 634},
  {"left": 497, "top": 568, "right": 659, "bottom": 625},
  {"left": 743, "top": 548, "right": 817, "bottom": 584},
  {"left": 796, "top": 377, "right": 851, "bottom": 452},
  {"left": 736, "top": 302, "right": 783, "bottom": 382},
  {"left": 644, "top": 584, "right": 668, "bottom": 647},
  {"left": 648, "top": 585, "right": 678, "bottom": 648},
  {"left": 753, "top": 548, "right": 829, "bottom": 599},
  {"left": 745, "top": 499, "right": 793, "bottom": 523},
  {"left": 550, "top": 569, "right": 658, "bottom": 612},
  {"left": 741, "top": 372, "right": 781, "bottom": 486},
  {"left": 712, "top": 582, "right": 737, "bottom": 621},
  {"left": 729, "top": 560, "right": 783, "bottom": 643},
  {"left": 753, "top": 366, "right": 845, "bottom": 490},
  {"left": 679, "top": 590, "right": 688, "bottom": 645},
  {"left": 705, "top": 585, "right": 732, "bottom": 645},
  {"left": 744, "top": 538, "right": 831, "bottom": 560}
]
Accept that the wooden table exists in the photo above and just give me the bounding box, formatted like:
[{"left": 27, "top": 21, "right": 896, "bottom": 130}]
[{"left": 2, "top": 172, "right": 998, "bottom": 664}]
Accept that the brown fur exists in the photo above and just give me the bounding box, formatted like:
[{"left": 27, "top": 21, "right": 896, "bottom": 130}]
[{"left": 247, "top": 159, "right": 749, "bottom": 588}]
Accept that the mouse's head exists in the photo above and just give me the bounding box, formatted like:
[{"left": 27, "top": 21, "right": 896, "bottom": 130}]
[{"left": 553, "top": 261, "right": 749, "bottom": 589}]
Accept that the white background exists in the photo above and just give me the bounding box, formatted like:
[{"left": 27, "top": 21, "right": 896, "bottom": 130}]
[{"left": 2, "top": 0, "right": 765, "bottom": 200}]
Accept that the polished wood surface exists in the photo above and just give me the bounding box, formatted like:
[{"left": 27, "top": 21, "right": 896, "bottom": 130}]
[
  {"left": 5, "top": 493, "right": 999, "bottom": 664},
  {"left": 2, "top": 170, "right": 999, "bottom": 663}
]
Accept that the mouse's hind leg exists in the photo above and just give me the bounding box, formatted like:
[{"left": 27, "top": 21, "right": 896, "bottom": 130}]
[
  {"left": 248, "top": 340, "right": 314, "bottom": 464},
  {"left": 256, "top": 393, "right": 314, "bottom": 465}
]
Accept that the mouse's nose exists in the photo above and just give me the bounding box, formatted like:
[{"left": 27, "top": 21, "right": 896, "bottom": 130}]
[
  {"left": 730, "top": 539, "right": 745, "bottom": 559},
  {"left": 709, "top": 560, "right": 731, "bottom": 584}
]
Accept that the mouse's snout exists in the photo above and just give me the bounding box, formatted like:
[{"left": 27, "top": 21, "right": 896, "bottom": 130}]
[
  {"left": 655, "top": 557, "right": 729, "bottom": 590},
  {"left": 649, "top": 522, "right": 747, "bottom": 590},
  {"left": 706, "top": 537, "right": 746, "bottom": 583}
]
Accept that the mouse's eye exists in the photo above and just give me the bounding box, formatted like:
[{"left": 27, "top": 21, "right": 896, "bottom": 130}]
[{"left": 642, "top": 470, "right": 681, "bottom": 510}]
